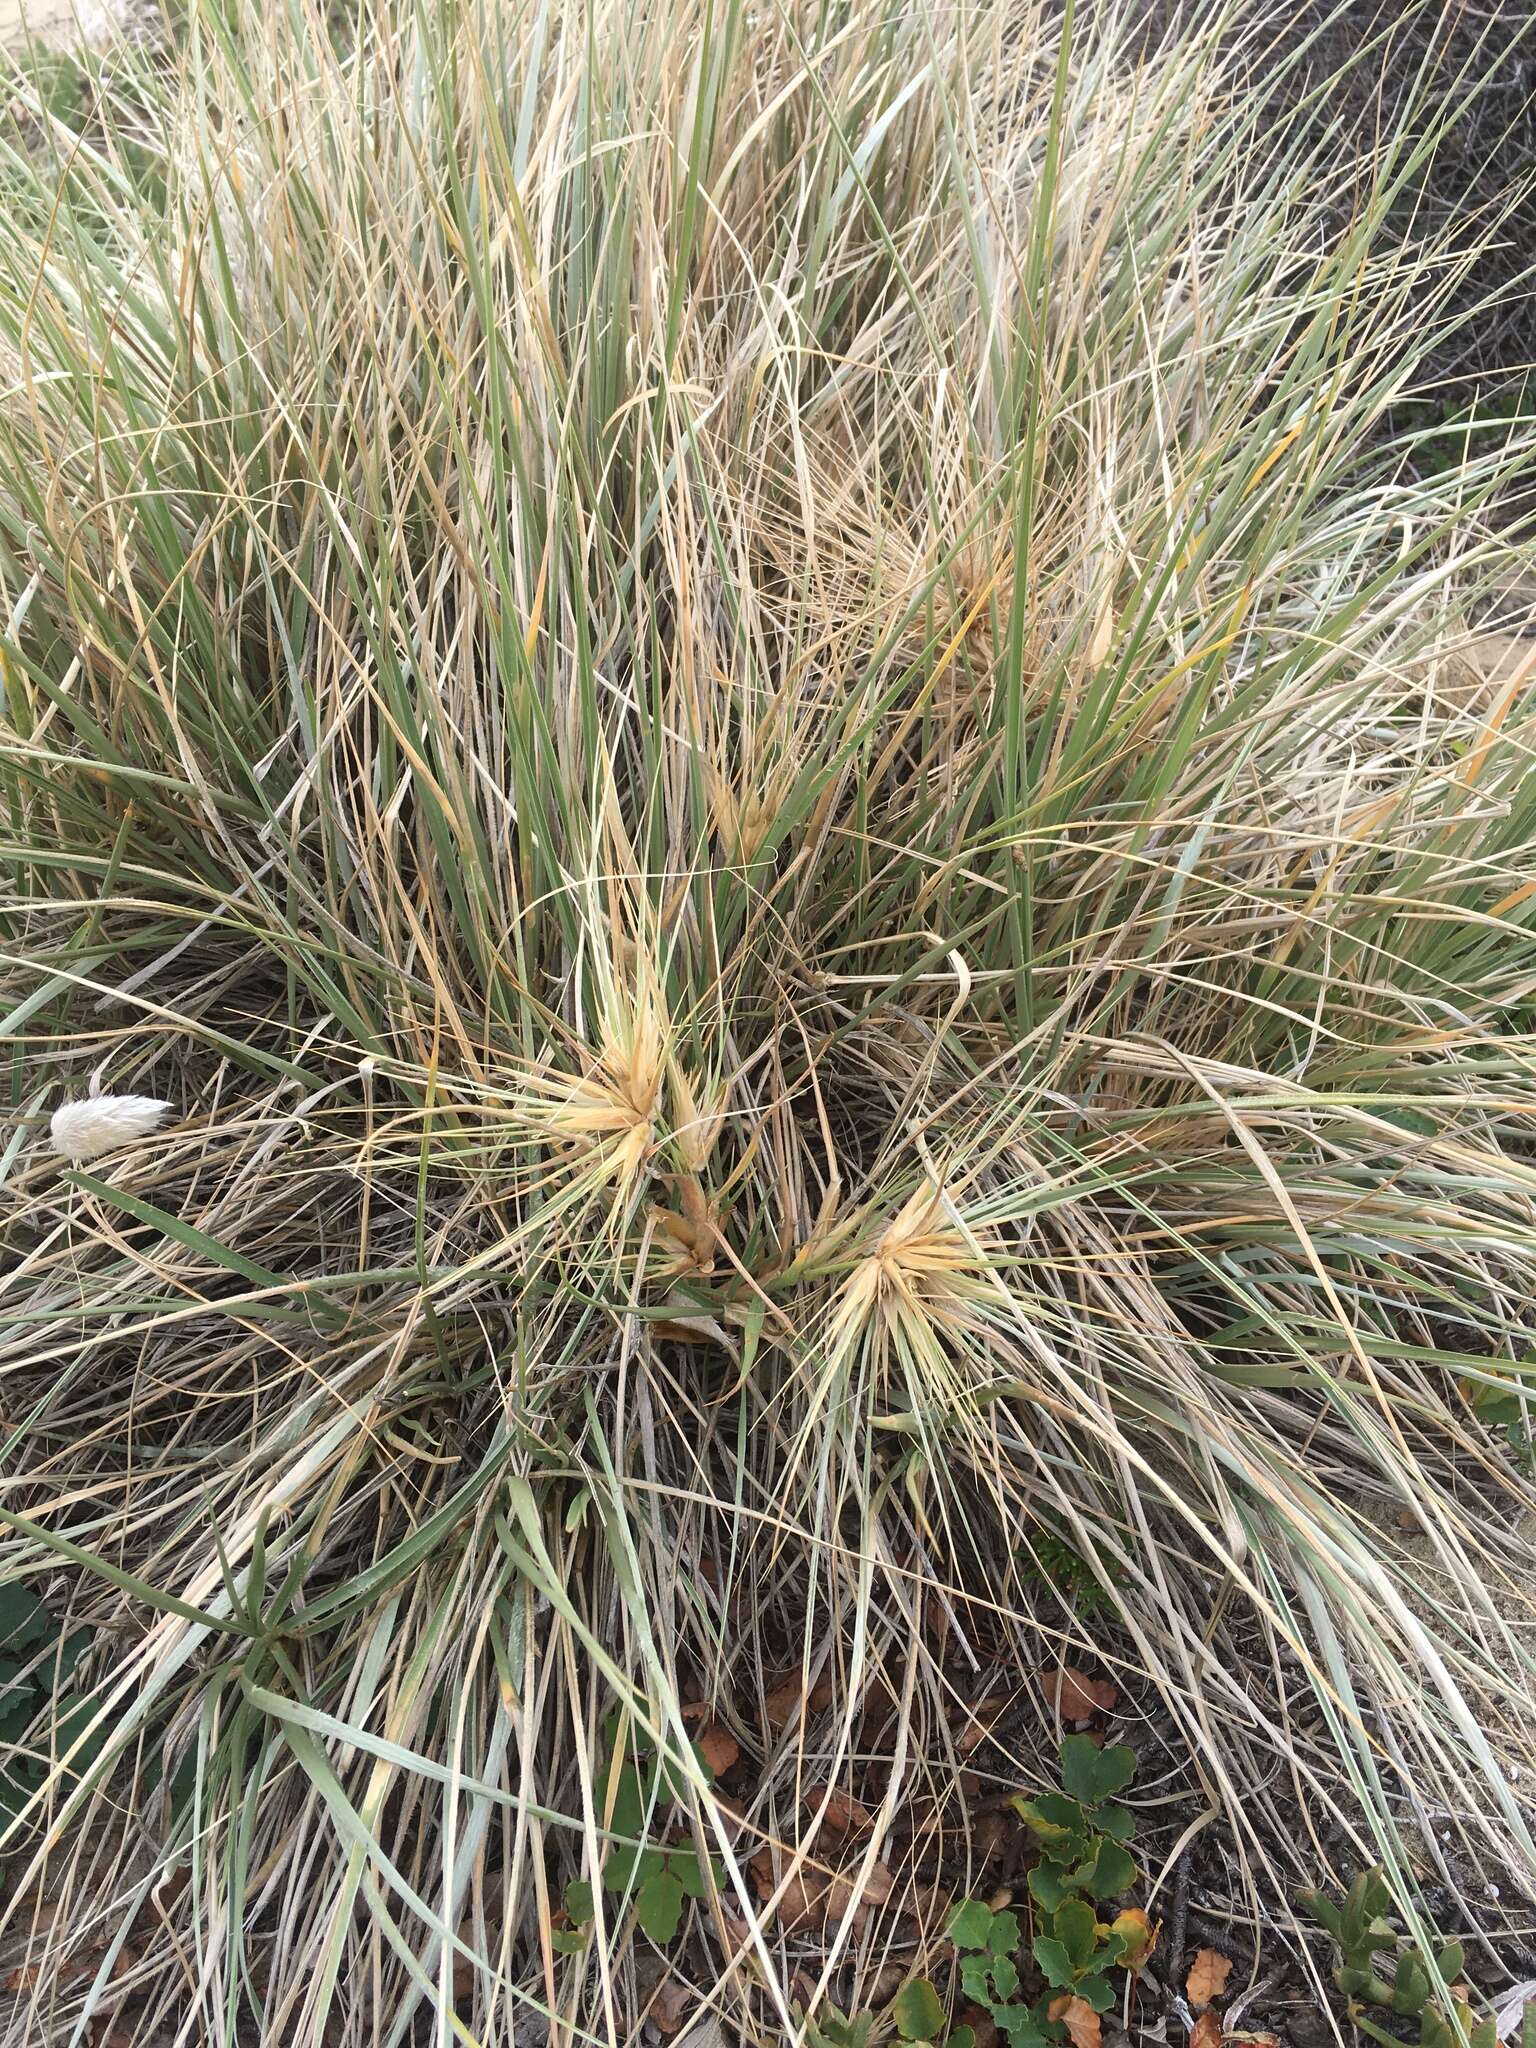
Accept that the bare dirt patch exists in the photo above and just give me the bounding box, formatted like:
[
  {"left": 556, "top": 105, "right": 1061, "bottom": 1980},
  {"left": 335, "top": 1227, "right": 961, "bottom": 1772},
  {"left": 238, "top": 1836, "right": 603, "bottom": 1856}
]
[
  {"left": 1, "top": 0, "right": 78, "bottom": 45},
  {"left": 1, "top": 0, "right": 125, "bottom": 51}
]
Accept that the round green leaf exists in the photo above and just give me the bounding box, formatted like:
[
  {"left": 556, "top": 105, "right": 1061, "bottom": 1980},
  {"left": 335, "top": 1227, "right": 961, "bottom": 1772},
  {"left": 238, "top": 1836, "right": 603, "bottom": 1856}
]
[
  {"left": 0, "top": 1585, "right": 49, "bottom": 1651},
  {"left": 947, "top": 1898, "right": 996, "bottom": 1949},
  {"left": 991, "top": 1953, "right": 1021, "bottom": 1999},
  {"left": 672, "top": 1852, "right": 711, "bottom": 1899},
  {"left": 1083, "top": 1841, "right": 1137, "bottom": 1900},
  {"left": 1060, "top": 1736, "right": 1135, "bottom": 1807},
  {"left": 989, "top": 1908, "right": 1022, "bottom": 1954},
  {"left": 891, "top": 1977, "right": 944, "bottom": 2041},
  {"left": 959, "top": 1954, "right": 993, "bottom": 2002},
  {"left": 635, "top": 1869, "right": 685, "bottom": 1943},
  {"left": 1051, "top": 1898, "right": 1098, "bottom": 1969},
  {"left": 1033, "top": 1937, "right": 1076, "bottom": 1990},
  {"left": 565, "top": 1879, "right": 595, "bottom": 1923}
]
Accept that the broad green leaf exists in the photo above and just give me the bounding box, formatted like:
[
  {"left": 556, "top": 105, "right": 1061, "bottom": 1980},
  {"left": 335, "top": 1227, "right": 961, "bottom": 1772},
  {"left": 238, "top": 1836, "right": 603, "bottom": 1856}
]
[
  {"left": 608, "top": 1759, "right": 650, "bottom": 1839},
  {"left": 1340, "top": 1960, "right": 1391, "bottom": 2000},
  {"left": 991, "top": 1953, "right": 1021, "bottom": 1999},
  {"left": 1391, "top": 1955, "right": 1430, "bottom": 2017},
  {"left": 563, "top": 1487, "right": 590, "bottom": 1531},
  {"left": 54, "top": 1698, "right": 107, "bottom": 1776},
  {"left": 1082, "top": 1841, "right": 1137, "bottom": 1900},
  {"left": 947, "top": 1897, "right": 995, "bottom": 1948},
  {"left": 891, "top": 1978, "right": 944, "bottom": 2040},
  {"left": 1019, "top": 1790, "right": 1088, "bottom": 1833},
  {"left": 1301, "top": 1891, "right": 1342, "bottom": 1937},
  {"left": 1029, "top": 1864, "right": 1072, "bottom": 1911},
  {"left": 959, "top": 1955, "right": 993, "bottom": 2002},
  {"left": 989, "top": 1909, "right": 1022, "bottom": 1954},
  {"left": 0, "top": 1696, "right": 35, "bottom": 1741},
  {"left": 656, "top": 1751, "right": 695, "bottom": 1804},
  {"left": 55, "top": 1628, "right": 92, "bottom": 1682},
  {"left": 1052, "top": 1898, "right": 1099, "bottom": 1969},
  {"left": 1033, "top": 1937, "right": 1076, "bottom": 1990},
  {"left": 565, "top": 1879, "right": 595, "bottom": 1923},
  {"left": 635, "top": 1870, "right": 685, "bottom": 1943},
  {"left": 1095, "top": 1803, "right": 1134, "bottom": 1844},
  {"left": 993, "top": 2007, "right": 1048, "bottom": 2048},
  {"left": 606, "top": 1842, "right": 667, "bottom": 1891},
  {"left": 1060, "top": 1736, "right": 1136, "bottom": 1807},
  {"left": 0, "top": 1584, "right": 49, "bottom": 1650},
  {"left": 1012, "top": 1791, "right": 1092, "bottom": 1865}
]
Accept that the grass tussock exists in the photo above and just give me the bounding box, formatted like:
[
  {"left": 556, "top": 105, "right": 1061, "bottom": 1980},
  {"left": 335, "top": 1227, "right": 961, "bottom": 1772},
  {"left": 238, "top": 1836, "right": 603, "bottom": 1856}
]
[{"left": 1, "top": 0, "right": 1536, "bottom": 2040}]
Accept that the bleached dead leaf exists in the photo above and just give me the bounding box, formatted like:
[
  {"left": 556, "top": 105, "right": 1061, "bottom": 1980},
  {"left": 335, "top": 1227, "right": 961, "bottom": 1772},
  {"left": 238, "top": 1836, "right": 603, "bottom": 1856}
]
[
  {"left": 1041, "top": 1666, "right": 1118, "bottom": 1721},
  {"left": 648, "top": 1975, "right": 693, "bottom": 2036},
  {"left": 1186, "top": 1950, "right": 1233, "bottom": 2008},
  {"left": 695, "top": 1722, "right": 739, "bottom": 1776},
  {"left": 1050, "top": 1993, "right": 1104, "bottom": 2048},
  {"left": 1189, "top": 2011, "right": 1223, "bottom": 2048},
  {"left": 803, "top": 1782, "right": 873, "bottom": 1836}
]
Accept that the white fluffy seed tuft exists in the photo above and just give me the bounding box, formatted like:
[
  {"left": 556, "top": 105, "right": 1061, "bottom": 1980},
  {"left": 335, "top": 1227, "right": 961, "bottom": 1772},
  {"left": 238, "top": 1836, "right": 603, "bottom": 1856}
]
[{"left": 50, "top": 1094, "right": 173, "bottom": 1163}]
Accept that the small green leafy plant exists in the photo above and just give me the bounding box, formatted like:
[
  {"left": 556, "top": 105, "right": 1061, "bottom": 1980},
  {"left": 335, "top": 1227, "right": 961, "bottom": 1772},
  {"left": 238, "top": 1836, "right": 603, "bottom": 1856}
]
[
  {"left": 943, "top": 1899, "right": 1022, "bottom": 2046},
  {"left": 916, "top": 1738, "right": 1149, "bottom": 2048},
  {"left": 1302, "top": 1869, "right": 1535, "bottom": 2048},
  {"left": 1013, "top": 1736, "right": 1139, "bottom": 1918},
  {"left": 557, "top": 1715, "right": 724, "bottom": 1948},
  {"left": 1018, "top": 1529, "right": 1128, "bottom": 1620},
  {"left": 801, "top": 1973, "right": 953, "bottom": 2048},
  {"left": 1394, "top": 373, "right": 1536, "bottom": 487},
  {"left": 793, "top": 2004, "right": 875, "bottom": 2048},
  {"left": 1467, "top": 1366, "right": 1536, "bottom": 1477},
  {"left": 0, "top": 1583, "right": 94, "bottom": 1830}
]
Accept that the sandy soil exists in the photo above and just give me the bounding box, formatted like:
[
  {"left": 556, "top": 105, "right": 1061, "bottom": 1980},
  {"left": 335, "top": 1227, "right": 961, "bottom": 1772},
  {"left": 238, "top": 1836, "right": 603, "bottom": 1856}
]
[{"left": 2, "top": 0, "right": 108, "bottom": 50}]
